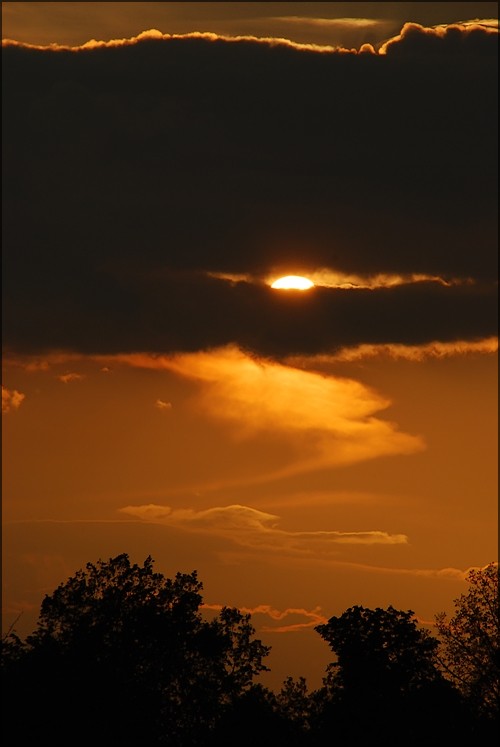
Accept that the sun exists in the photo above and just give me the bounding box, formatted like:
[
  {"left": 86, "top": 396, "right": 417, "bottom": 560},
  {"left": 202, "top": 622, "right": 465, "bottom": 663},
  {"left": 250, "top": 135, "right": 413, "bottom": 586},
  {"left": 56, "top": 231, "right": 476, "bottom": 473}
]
[{"left": 271, "top": 275, "right": 315, "bottom": 290}]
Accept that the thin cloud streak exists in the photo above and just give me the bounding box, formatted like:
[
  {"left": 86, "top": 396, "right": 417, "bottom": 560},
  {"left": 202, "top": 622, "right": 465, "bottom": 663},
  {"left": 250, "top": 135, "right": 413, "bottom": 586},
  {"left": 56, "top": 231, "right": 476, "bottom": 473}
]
[
  {"left": 212, "top": 269, "right": 468, "bottom": 289},
  {"left": 273, "top": 16, "right": 390, "bottom": 28},
  {"left": 118, "top": 503, "right": 409, "bottom": 551},
  {"left": 302, "top": 271, "right": 469, "bottom": 290},
  {"left": 287, "top": 337, "right": 499, "bottom": 364},
  {"left": 215, "top": 550, "right": 478, "bottom": 581},
  {"left": 3, "top": 518, "right": 146, "bottom": 525},
  {"left": 202, "top": 602, "right": 328, "bottom": 633},
  {"left": 3, "top": 337, "right": 496, "bottom": 375}
]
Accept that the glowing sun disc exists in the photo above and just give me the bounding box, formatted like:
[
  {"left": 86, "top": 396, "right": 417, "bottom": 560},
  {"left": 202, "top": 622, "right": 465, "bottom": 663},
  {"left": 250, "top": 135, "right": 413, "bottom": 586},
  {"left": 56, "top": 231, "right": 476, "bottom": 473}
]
[{"left": 271, "top": 275, "right": 315, "bottom": 290}]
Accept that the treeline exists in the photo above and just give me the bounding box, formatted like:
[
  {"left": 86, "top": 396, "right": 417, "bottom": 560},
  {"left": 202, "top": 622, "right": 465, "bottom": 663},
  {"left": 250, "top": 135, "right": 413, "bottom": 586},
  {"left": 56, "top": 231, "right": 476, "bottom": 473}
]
[{"left": 1, "top": 555, "right": 498, "bottom": 746}]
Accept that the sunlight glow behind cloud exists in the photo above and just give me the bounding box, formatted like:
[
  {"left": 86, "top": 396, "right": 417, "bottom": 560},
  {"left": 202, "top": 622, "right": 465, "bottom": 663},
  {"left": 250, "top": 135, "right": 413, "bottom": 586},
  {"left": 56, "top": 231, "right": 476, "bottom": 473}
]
[
  {"left": 271, "top": 276, "right": 315, "bottom": 290},
  {"left": 1, "top": 10, "right": 497, "bottom": 695},
  {"left": 211, "top": 269, "right": 469, "bottom": 290}
]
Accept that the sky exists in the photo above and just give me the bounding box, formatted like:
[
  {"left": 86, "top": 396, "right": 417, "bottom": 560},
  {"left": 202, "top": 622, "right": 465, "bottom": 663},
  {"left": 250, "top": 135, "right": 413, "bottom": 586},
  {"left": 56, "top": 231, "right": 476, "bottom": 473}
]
[{"left": 2, "top": 3, "right": 498, "bottom": 691}]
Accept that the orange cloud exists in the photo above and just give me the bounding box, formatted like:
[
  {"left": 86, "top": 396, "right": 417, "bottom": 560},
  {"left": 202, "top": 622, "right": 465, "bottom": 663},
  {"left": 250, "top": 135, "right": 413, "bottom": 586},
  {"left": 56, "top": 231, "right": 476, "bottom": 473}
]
[
  {"left": 287, "top": 337, "right": 498, "bottom": 364},
  {"left": 2, "top": 353, "right": 84, "bottom": 372},
  {"left": 213, "top": 549, "right": 479, "bottom": 581},
  {"left": 57, "top": 372, "right": 85, "bottom": 384},
  {"left": 119, "top": 346, "right": 424, "bottom": 482},
  {"left": 4, "top": 335, "right": 495, "bottom": 379},
  {"left": 379, "top": 21, "right": 499, "bottom": 54},
  {"left": 301, "top": 270, "right": 468, "bottom": 290},
  {"left": 3, "top": 21, "right": 496, "bottom": 57},
  {"left": 155, "top": 399, "right": 172, "bottom": 411},
  {"left": 118, "top": 503, "right": 408, "bottom": 554},
  {"left": 29, "top": 346, "right": 421, "bottom": 490},
  {"left": 1, "top": 29, "right": 342, "bottom": 54},
  {"left": 210, "top": 268, "right": 466, "bottom": 289},
  {"left": 272, "top": 16, "right": 388, "bottom": 30},
  {"left": 2, "top": 386, "right": 25, "bottom": 413},
  {"left": 202, "top": 602, "right": 328, "bottom": 633}
]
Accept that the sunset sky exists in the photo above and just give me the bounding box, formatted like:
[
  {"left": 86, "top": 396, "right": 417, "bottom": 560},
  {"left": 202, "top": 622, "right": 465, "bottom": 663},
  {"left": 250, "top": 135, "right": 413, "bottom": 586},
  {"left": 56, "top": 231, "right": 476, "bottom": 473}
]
[{"left": 2, "top": 2, "right": 498, "bottom": 690}]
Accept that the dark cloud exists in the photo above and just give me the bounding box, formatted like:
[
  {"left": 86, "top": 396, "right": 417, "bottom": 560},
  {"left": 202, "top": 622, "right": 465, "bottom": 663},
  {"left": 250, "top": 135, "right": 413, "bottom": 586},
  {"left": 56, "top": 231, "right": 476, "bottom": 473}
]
[
  {"left": 3, "top": 271, "right": 497, "bottom": 357},
  {"left": 2, "top": 26, "right": 498, "bottom": 357}
]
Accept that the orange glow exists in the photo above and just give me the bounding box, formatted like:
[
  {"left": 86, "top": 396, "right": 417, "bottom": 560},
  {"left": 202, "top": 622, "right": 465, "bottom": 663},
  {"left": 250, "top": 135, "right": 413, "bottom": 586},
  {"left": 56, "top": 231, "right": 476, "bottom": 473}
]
[
  {"left": 271, "top": 275, "right": 315, "bottom": 290},
  {"left": 2, "top": 348, "right": 497, "bottom": 690}
]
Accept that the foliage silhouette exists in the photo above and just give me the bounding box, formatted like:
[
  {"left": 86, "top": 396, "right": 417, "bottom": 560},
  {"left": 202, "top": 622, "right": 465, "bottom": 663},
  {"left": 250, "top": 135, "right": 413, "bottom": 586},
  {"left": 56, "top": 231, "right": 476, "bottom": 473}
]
[
  {"left": 276, "top": 676, "right": 312, "bottom": 731},
  {"left": 1, "top": 554, "right": 270, "bottom": 746},
  {"left": 435, "top": 562, "right": 499, "bottom": 720},
  {"left": 313, "top": 605, "right": 472, "bottom": 746},
  {"left": 2, "top": 556, "right": 499, "bottom": 746}
]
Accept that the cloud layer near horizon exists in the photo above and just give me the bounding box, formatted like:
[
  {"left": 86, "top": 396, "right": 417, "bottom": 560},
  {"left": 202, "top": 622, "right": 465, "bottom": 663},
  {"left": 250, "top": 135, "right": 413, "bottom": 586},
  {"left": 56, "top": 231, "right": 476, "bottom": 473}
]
[{"left": 3, "top": 23, "right": 497, "bottom": 357}]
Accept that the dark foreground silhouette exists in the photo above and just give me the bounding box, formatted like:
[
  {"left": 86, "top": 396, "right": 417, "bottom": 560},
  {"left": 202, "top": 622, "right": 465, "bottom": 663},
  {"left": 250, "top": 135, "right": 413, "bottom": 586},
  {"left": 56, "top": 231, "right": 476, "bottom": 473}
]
[{"left": 2, "top": 555, "right": 498, "bottom": 746}]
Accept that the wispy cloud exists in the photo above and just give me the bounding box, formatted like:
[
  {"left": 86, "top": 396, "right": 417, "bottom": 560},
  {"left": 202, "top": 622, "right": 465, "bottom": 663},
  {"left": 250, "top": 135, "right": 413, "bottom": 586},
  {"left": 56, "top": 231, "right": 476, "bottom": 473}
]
[
  {"left": 202, "top": 602, "right": 328, "bottom": 633},
  {"left": 118, "top": 503, "right": 408, "bottom": 555},
  {"left": 155, "top": 399, "right": 172, "bottom": 411},
  {"left": 2, "top": 353, "right": 87, "bottom": 373},
  {"left": 287, "top": 337, "right": 499, "bottom": 364},
  {"left": 113, "top": 346, "right": 424, "bottom": 483},
  {"left": 57, "top": 372, "right": 85, "bottom": 384},
  {"left": 272, "top": 16, "right": 391, "bottom": 29},
  {"left": 3, "top": 334, "right": 495, "bottom": 379},
  {"left": 212, "top": 549, "right": 479, "bottom": 581},
  {"left": 210, "top": 268, "right": 467, "bottom": 290},
  {"left": 300, "top": 270, "right": 468, "bottom": 290}
]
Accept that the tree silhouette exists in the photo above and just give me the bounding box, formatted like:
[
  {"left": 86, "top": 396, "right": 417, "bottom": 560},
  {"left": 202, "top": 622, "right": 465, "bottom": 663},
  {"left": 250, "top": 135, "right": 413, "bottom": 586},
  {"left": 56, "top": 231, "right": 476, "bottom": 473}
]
[
  {"left": 207, "top": 683, "right": 295, "bottom": 746},
  {"left": 316, "top": 605, "right": 441, "bottom": 694},
  {"left": 276, "top": 676, "right": 311, "bottom": 730},
  {"left": 313, "top": 605, "right": 465, "bottom": 746},
  {"left": 1, "top": 554, "right": 270, "bottom": 746},
  {"left": 3, "top": 558, "right": 498, "bottom": 746},
  {"left": 435, "top": 562, "right": 499, "bottom": 720}
]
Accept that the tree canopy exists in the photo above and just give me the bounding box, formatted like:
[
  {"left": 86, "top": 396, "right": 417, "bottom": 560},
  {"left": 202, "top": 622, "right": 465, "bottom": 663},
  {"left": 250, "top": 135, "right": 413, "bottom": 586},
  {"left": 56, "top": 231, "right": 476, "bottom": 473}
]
[
  {"left": 435, "top": 562, "right": 499, "bottom": 719},
  {"left": 2, "top": 555, "right": 498, "bottom": 746},
  {"left": 316, "top": 604, "right": 442, "bottom": 696},
  {"left": 314, "top": 605, "right": 467, "bottom": 746},
  {"left": 2, "top": 554, "right": 270, "bottom": 746}
]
